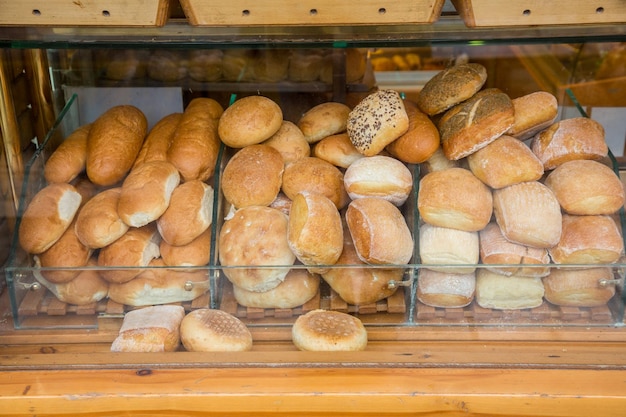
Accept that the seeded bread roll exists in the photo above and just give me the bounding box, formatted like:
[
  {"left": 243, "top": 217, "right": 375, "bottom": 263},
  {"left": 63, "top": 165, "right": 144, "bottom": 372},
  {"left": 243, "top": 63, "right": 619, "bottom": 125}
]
[
  {"left": 475, "top": 269, "right": 545, "bottom": 310},
  {"left": 313, "top": 132, "right": 364, "bottom": 169},
  {"left": 347, "top": 90, "right": 409, "bottom": 156},
  {"left": 262, "top": 120, "right": 311, "bottom": 166},
  {"left": 419, "top": 223, "right": 479, "bottom": 275},
  {"left": 218, "top": 95, "right": 283, "bottom": 148},
  {"left": 543, "top": 267, "right": 616, "bottom": 307},
  {"left": 74, "top": 187, "right": 129, "bottom": 249},
  {"left": 111, "top": 305, "right": 185, "bottom": 353},
  {"left": 292, "top": 309, "right": 367, "bottom": 351},
  {"left": 132, "top": 113, "right": 182, "bottom": 169},
  {"left": 282, "top": 156, "right": 348, "bottom": 210},
  {"left": 344, "top": 155, "right": 413, "bottom": 206},
  {"left": 297, "top": 102, "right": 351, "bottom": 144},
  {"left": 233, "top": 269, "right": 320, "bottom": 309},
  {"left": 417, "top": 269, "right": 476, "bottom": 308},
  {"left": 160, "top": 227, "right": 212, "bottom": 268},
  {"left": 181, "top": 308, "right": 253, "bottom": 352},
  {"left": 506, "top": 91, "right": 559, "bottom": 140},
  {"left": 416, "top": 63, "right": 487, "bottom": 116},
  {"left": 44, "top": 123, "right": 90, "bottom": 184},
  {"left": 385, "top": 101, "right": 440, "bottom": 164}
]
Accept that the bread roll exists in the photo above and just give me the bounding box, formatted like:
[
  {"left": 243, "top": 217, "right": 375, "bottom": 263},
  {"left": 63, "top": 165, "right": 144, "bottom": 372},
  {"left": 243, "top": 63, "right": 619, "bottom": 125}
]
[
  {"left": 44, "top": 123, "right": 90, "bottom": 184},
  {"left": 167, "top": 98, "right": 223, "bottom": 182},
  {"left": 188, "top": 49, "right": 223, "bottom": 82},
  {"left": 531, "top": 117, "right": 608, "bottom": 170},
  {"left": 281, "top": 156, "right": 347, "bottom": 210},
  {"left": 118, "top": 160, "right": 181, "bottom": 228},
  {"left": 218, "top": 206, "right": 295, "bottom": 292},
  {"left": 507, "top": 91, "right": 559, "bottom": 140},
  {"left": 101, "top": 50, "right": 148, "bottom": 81},
  {"left": 147, "top": 50, "right": 188, "bottom": 81},
  {"left": 74, "top": 187, "right": 128, "bottom": 249},
  {"left": 157, "top": 180, "right": 214, "bottom": 246},
  {"left": 221, "top": 49, "right": 255, "bottom": 82},
  {"left": 233, "top": 269, "right": 320, "bottom": 309},
  {"left": 132, "top": 113, "right": 182, "bottom": 169},
  {"left": 543, "top": 267, "right": 616, "bottom": 307},
  {"left": 467, "top": 135, "right": 544, "bottom": 189},
  {"left": 181, "top": 309, "right": 253, "bottom": 352},
  {"left": 439, "top": 88, "right": 515, "bottom": 161},
  {"left": 475, "top": 269, "right": 545, "bottom": 310},
  {"left": 221, "top": 144, "right": 284, "bottom": 209},
  {"left": 385, "top": 101, "right": 440, "bottom": 164},
  {"left": 71, "top": 176, "right": 98, "bottom": 207},
  {"left": 419, "top": 223, "right": 479, "bottom": 274},
  {"left": 297, "top": 102, "right": 351, "bottom": 144},
  {"left": 347, "top": 90, "right": 409, "bottom": 156},
  {"left": 418, "top": 167, "right": 492, "bottom": 232},
  {"left": 288, "top": 49, "right": 324, "bottom": 82},
  {"left": 312, "top": 132, "right": 363, "bottom": 169},
  {"left": 111, "top": 305, "right": 185, "bottom": 352},
  {"left": 417, "top": 269, "right": 475, "bottom": 308},
  {"left": 493, "top": 181, "right": 562, "bottom": 249},
  {"left": 269, "top": 192, "right": 292, "bottom": 216},
  {"left": 19, "top": 183, "right": 82, "bottom": 254},
  {"left": 346, "top": 197, "right": 414, "bottom": 265},
  {"left": 253, "top": 49, "right": 289, "bottom": 82},
  {"left": 544, "top": 159, "right": 625, "bottom": 215},
  {"left": 344, "top": 155, "right": 413, "bottom": 206},
  {"left": 416, "top": 63, "right": 487, "bottom": 116},
  {"left": 218, "top": 95, "right": 282, "bottom": 148},
  {"left": 292, "top": 309, "right": 367, "bottom": 351},
  {"left": 86, "top": 105, "right": 147, "bottom": 186},
  {"left": 421, "top": 146, "right": 459, "bottom": 174},
  {"left": 548, "top": 214, "right": 624, "bottom": 265},
  {"left": 262, "top": 120, "right": 310, "bottom": 166},
  {"left": 160, "top": 227, "right": 212, "bottom": 267}
]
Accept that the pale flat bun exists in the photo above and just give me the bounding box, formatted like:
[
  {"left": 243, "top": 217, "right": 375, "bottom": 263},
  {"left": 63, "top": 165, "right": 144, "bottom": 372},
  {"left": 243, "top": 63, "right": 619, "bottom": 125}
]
[
  {"left": 418, "top": 167, "right": 492, "bottom": 232},
  {"left": 475, "top": 269, "right": 545, "bottom": 310},
  {"left": 35, "top": 220, "right": 92, "bottom": 283},
  {"left": 160, "top": 227, "right": 212, "bottom": 267},
  {"left": 111, "top": 305, "right": 185, "bottom": 352},
  {"left": 417, "top": 269, "right": 475, "bottom": 308},
  {"left": 312, "top": 132, "right": 364, "bottom": 169},
  {"left": 543, "top": 267, "right": 616, "bottom": 307},
  {"left": 219, "top": 206, "right": 295, "bottom": 292},
  {"left": 74, "top": 187, "right": 129, "bottom": 249},
  {"left": 507, "top": 91, "right": 559, "bottom": 140},
  {"left": 297, "top": 102, "right": 351, "bottom": 144},
  {"left": 218, "top": 95, "right": 283, "bottom": 148},
  {"left": 419, "top": 223, "right": 479, "bottom": 274},
  {"left": 344, "top": 155, "right": 413, "bottom": 206},
  {"left": 44, "top": 123, "right": 90, "bottom": 184},
  {"left": 385, "top": 101, "right": 440, "bottom": 164},
  {"left": 188, "top": 49, "right": 223, "bottom": 82},
  {"left": 292, "top": 309, "right": 367, "bottom": 351},
  {"left": 281, "top": 156, "right": 347, "bottom": 210},
  {"left": 133, "top": 113, "right": 182, "bottom": 169},
  {"left": 262, "top": 120, "right": 310, "bottom": 166},
  {"left": 180, "top": 308, "right": 253, "bottom": 352},
  {"left": 233, "top": 269, "right": 320, "bottom": 309}
]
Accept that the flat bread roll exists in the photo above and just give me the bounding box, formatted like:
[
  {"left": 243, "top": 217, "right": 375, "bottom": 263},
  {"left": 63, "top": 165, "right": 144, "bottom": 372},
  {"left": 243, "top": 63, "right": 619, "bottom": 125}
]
[
  {"left": 111, "top": 305, "right": 185, "bottom": 352},
  {"left": 262, "top": 120, "right": 311, "bottom": 166},
  {"left": 181, "top": 309, "right": 253, "bottom": 352},
  {"left": 282, "top": 156, "right": 348, "bottom": 210},
  {"left": 44, "top": 123, "right": 91, "bottom": 184},
  {"left": 419, "top": 223, "right": 479, "bottom": 275},
  {"left": 385, "top": 101, "right": 440, "bottom": 164},
  {"left": 292, "top": 309, "right": 367, "bottom": 351},
  {"left": 343, "top": 155, "right": 413, "bottom": 206},
  {"left": 313, "top": 132, "right": 364, "bottom": 169},
  {"left": 417, "top": 269, "right": 476, "bottom": 308},
  {"left": 297, "top": 102, "right": 351, "bottom": 144},
  {"left": 475, "top": 269, "right": 545, "bottom": 310},
  {"left": 218, "top": 95, "right": 283, "bottom": 148},
  {"left": 506, "top": 91, "right": 559, "bottom": 140},
  {"left": 543, "top": 267, "right": 616, "bottom": 307},
  {"left": 74, "top": 187, "right": 129, "bottom": 249},
  {"left": 233, "top": 269, "right": 320, "bottom": 309}
]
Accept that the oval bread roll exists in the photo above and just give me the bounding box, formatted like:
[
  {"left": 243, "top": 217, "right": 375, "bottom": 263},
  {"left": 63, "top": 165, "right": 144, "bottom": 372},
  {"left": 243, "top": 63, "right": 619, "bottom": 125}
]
[
  {"left": 74, "top": 187, "right": 128, "bottom": 249},
  {"left": 181, "top": 309, "right": 253, "bottom": 352},
  {"left": 233, "top": 269, "right": 320, "bottom": 309},
  {"left": 344, "top": 155, "right": 413, "bottom": 206},
  {"left": 297, "top": 102, "right": 351, "bottom": 144},
  {"left": 475, "top": 269, "right": 545, "bottom": 310},
  {"left": 292, "top": 309, "right": 367, "bottom": 351},
  {"left": 417, "top": 269, "right": 476, "bottom": 308},
  {"left": 385, "top": 101, "right": 440, "bottom": 164},
  {"left": 44, "top": 123, "right": 91, "bottom": 184},
  {"left": 132, "top": 112, "right": 182, "bottom": 169},
  {"left": 313, "top": 132, "right": 363, "bottom": 169},
  {"left": 262, "top": 120, "right": 310, "bottom": 166},
  {"left": 282, "top": 156, "right": 347, "bottom": 210},
  {"left": 543, "top": 267, "right": 616, "bottom": 307},
  {"left": 506, "top": 91, "right": 558, "bottom": 140},
  {"left": 218, "top": 95, "right": 282, "bottom": 148},
  {"left": 419, "top": 223, "right": 479, "bottom": 274},
  {"left": 160, "top": 227, "right": 212, "bottom": 267}
]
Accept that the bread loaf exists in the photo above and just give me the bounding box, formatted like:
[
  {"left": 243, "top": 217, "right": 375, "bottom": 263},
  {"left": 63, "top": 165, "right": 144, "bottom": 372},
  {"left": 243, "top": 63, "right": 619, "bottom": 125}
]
[
  {"left": 417, "top": 269, "right": 475, "bottom": 308},
  {"left": 297, "top": 102, "right": 351, "bottom": 144},
  {"left": 385, "top": 101, "right": 440, "bottom": 164},
  {"left": 74, "top": 187, "right": 128, "bottom": 249},
  {"left": 506, "top": 91, "right": 558, "bottom": 140},
  {"left": 180, "top": 309, "right": 253, "bottom": 352},
  {"left": 44, "top": 123, "right": 90, "bottom": 184},
  {"left": 111, "top": 305, "right": 185, "bottom": 352},
  {"left": 543, "top": 267, "right": 616, "bottom": 307},
  {"left": 343, "top": 155, "right": 413, "bottom": 206},
  {"left": 312, "top": 132, "right": 363, "bottom": 169},
  {"left": 233, "top": 269, "right": 320, "bottom": 309},
  {"left": 282, "top": 156, "right": 347, "bottom": 210},
  {"left": 262, "top": 120, "right": 310, "bottom": 166},
  {"left": 419, "top": 223, "right": 479, "bottom": 274},
  {"left": 132, "top": 112, "right": 182, "bottom": 169},
  {"left": 218, "top": 95, "right": 282, "bottom": 148},
  {"left": 475, "top": 269, "right": 545, "bottom": 310}
]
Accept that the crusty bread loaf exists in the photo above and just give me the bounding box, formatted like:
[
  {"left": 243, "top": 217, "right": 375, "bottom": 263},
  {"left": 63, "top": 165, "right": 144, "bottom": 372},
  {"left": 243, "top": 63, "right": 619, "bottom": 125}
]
[
  {"left": 218, "top": 95, "right": 283, "bottom": 148},
  {"left": 297, "top": 102, "right": 351, "bottom": 144},
  {"left": 86, "top": 105, "right": 147, "bottom": 186},
  {"left": 385, "top": 101, "right": 440, "bottom": 164},
  {"left": 233, "top": 269, "right": 320, "bottom": 309},
  {"left": 132, "top": 113, "right": 182, "bottom": 169},
  {"left": 281, "top": 156, "right": 347, "bottom": 210},
  {"left": 44, "top": 123, "right": 91, "bottom": 184},
  {"left": 418, "top": 167, "right": 492, "bottom": 232},
  {"left": 419, "top": 223, "right": 479, "bottom": 274},
  {"left": 111, "top": 305, "right": 185, "bottom": 352},
  {"left": 160, "top": 227, "right": 212, "bottom": 267},
  {"left": 347, "top": 90, "right": 409, "bottom": 156},
  {"left": 262, "top": 120, "right": 310, "bottom": 166},
  {"left": 292, "top": 309, "right": 367, "bottom": 351},
  {"left": 475, "top": 269, "right": 545, "bottom": 310},
  {"left": 188, "top": 49, "right": 223, "bottom": 82},
  {"left": 417, "top": 269, "right": 475, "bottom": 308},
  {"left": 467, "top": 135, "right": 544, "bottom": 189},
  {"left": 19, "top": 183, "right": 82, "bottom": 254},
  {"left": 343, "top": 155, "right": 413, "bottom": 206},
  {"left": 543, "top": 267, "right": 616, "bottom": 307},
  {"left": 180, "top": 308, "right": 253, "bottom": 352},
  {"left": 312, "top": 132, "right": 363, "bottom": 169},
  {"left": 506, "top": 91, "right": 558, "bottom": 140},
  {"left": 74, "top": 187, "right": 128, "bottom": 249}
]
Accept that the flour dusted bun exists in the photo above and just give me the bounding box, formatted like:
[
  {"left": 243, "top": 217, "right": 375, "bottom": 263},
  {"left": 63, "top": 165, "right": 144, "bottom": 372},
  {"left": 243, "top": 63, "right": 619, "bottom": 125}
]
[
  {"left": 35, "top": 220, "right": 91, "bottom": 284},
  {"left": 531, "top": 117, "right": 608, "bottom": 170},
  {"left": 74, "top": 187, "right": 128, "bottom": 249},
  {"left": 118, "top": 160, "right": 180, "bottom": 227},
  {"left": 262, "top": 120, "right": 310, "bottom": 166},
  {"left": 548, "top": 214, "right": 624, "bottom": 265},
  {"left": 19, "top": 183, "right": 82, "bottom": 254},
  {"left": 221, "top": 144, "right": 284, "bottom": 209},
  {"left": 467, "top": 135, "right": 544, "bottom": 189},
  {"left": 417, "top": 269, "right": 475, "bottom": 308},
  {"left": 418, "top": 167, "right": 492, "bottom": 232},
  {"left": 156, "top": 180, "right": 214, "bottom": 246},
  {"left": 475, "top": 269, "right": 545, "bottom": 310},
  {"left": 313, "top": 132, "right": 363, "bottom": 169},
  {"left": 385, "top": 101, "right": 440, "bottom": 164},
  {"left": 544, "top": 159, "right": 625, "bottom": 215},
  {"left": 160, "top": 227, "right": 212, "bottom": 267},
  {"left": 281, "top": 156, "right": 347, "bottom": 210},
  {"left": 507, "top": 91, "right": 559, "bottom": 140},
  {"left": 543, "top": 267, "right": 616, "bottom": 307},
  {"left": 218, "top": 95, "right": 283, "bottom": 148},
  {"left": 297, "top": 102, "right": 351, "bottom": 144},
  {"left": 219, "top": 206, "right": 295, "bottom": 292},
  {"left": 44, "top": 123, "right": 90, "bottom": 184},
  {"left": 233, "top": 269, "right": 320, "bottom": 309},
  {"left": 493, "top": 181, "right": 562, "bottom": 249},
  {"left": 344, "top": 155, "right": 413, "bottom": 206},
  {"left": 292, "top": 309, "right": 367, "bottom": 351},
  {"left": 181, "top": 309, "right": 253, "bottom": 352},
  {"left": 188, "top": 49, "right": 223, "bottom": 82},
  {"left": 111, "top": 305, "right": 185, "bottom": 353},
  {"left": 133, "top": 113, "right": 181, "bottom": 169},
  {"left": 419, "top": 223, "right": 479, "bottom": 274},
  {"left": 347, "top": 90, "right": 409, "bottom": 156},
  {"left": 439, "top": 88, "right": 515, "bottom": 160}
]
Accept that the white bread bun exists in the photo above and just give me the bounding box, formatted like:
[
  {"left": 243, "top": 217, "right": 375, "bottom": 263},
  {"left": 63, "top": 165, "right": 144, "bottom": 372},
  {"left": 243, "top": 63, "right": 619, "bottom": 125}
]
[
  {"left": 385, "top": 100, "right": 440, "bottom": 164},
  {"left": 111, "top": 305, "right": 185, "bottom": 352},
  {"left": 188, "top": 49, "right": 223, "bottom": 82},
  {"left": 156, "top": 180, "right": 214, "bottom": 246},
  {"left": 118, "top": 160, "right": 180, "bottom": 228},
  {"left": 544, "top": 159, "right": 625, "bottom": 215},
  {"left": 543, "top": 267, "right": 616, "bottom": 307},
  {"left": 507, "top": 91, "right": 559, "bottom": 141},
  {"left": 262, "top": 120, "right": 310, "bottom": 166},
  {"left": 417, "top": 269, "right": 475, "bottom": 308},
  {"left": 475, "top": 269, "right": 545, "bottom": 310},
  {"left": 292, "top": 309, "right": 367, "bottom": 351},
  {"left": 233, "top": 269, "right": 320, "bottom": 309},
  {"left": 74, "top": 187, "right": 129, "bottom": 249},
  {"left": 44, "top": 123, "right": 90, "bottom": 184},
  {"left": 218, "top": 95, "right": 283, "bottom": 148},
  {"left": 19, "top": 183, "right": 82, "bottom": 254},
  {"left": 347, "top": 89, "right": 409, "bottom": 156},
  {"left": 133, "top": 113, "right": 182, "bottom": 169},
  {"left": 493, "top": 181, "right": 562, "bottom": 249},
  {"left": 218, "top": 206, "right": 295, "bottom": 292},
  {"left": 312, "top": 132, "right": 364, "bottom": 169},
  {"left": 180, "top": 309, "right": 253, "bottom": 352},
  {"left": 418, "top": 167, "right": 492, "bottom": 232},
  {"left": 344, "top": 155, "right": 413, "bottom": 206},
  {"left": 297, "top": 102, "right": 351, "bottom": 144},
  {"left": 160, "top": 227, "right": 212, "bottom": 268},
  {"left": 419, "top": 223, "right": 479, "bottom": 274}
]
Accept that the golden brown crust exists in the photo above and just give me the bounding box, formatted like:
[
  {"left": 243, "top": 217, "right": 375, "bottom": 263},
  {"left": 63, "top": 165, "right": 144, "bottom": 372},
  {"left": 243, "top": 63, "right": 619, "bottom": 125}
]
[
  {"left": 44, "top": 123, "right": 91, "bottom": 184},
  {"left": 233, "top": 269, "right": 320, "bottom": 309},
  {"left": 385, "top": 101, "right": 440, "bottom": 164},
  {"left": 281, "top": 157, "right": 347, "bottom": 210},
  {"left": 218, "top": 95, "right": 283, "bottom": 148},
  {"left": 111, "top": 305, "right": 185, "bottom": 352},
  {"left": 507, "top": 91, "right": 558, "bottom": 140},
  {"left": 74, "top": 187, "right": 128, "bottom": 249},
  {"left": 262, "top": 120, "right": 310, "bottom": 166},
  {"left": 312, "top": 132, "right": 363, "bottom": 169},
  {"left": 543, "top": 267, "right": 616, "bottom": 307},
  {"left": 180, "top": 309, "right": 253, "bottom": 352},
  {"left": 417, "top": 269, "right": 475, "bottom": 308},
  {"left": 297, "top": 102, "right": 351, "bottom": 144},
  {"left": 160, "top": 227, "right": 212, "bottom": 267},
  {"left": 133, "top": 113, "right": 182, "bottom": 169},
  {"left": 292, "top": 309, "right": 367, "bottom": 351}
]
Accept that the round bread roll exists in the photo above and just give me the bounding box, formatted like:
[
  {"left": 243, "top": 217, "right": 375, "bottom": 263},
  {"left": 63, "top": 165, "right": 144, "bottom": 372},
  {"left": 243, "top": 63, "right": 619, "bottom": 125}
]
[
  {"left": 157, "top": 180, "right": 214, "bottom": 246},
  {"left": 253, "top": 49, "right": 289, "bottom": 82},
  {"left": 506, "top": 91, "right": 559, "bottom": 140},
  {"left": 102, "top": 50, "right": 147, "bottom": 81},
  {"left": 44, "top": 123, "right": 90, "bottom": 184},
  {"left": 292, "top": 309, "right": 367, "bottom": 351},
  {"left": 233, "top": 268, "right": 320, "bottom": 309},
  {"left": 343, "top": 155, "right": 413, "bottom": 206},
  {"left": 86, "top": 105, "right": 147, "bottom": 186},
  {"left": 475, "top": 269, "right": 545, "bottom": 310},
  {"left": 531, "top": 117, "right": 608, "bottom": 171},
  {"left": 133, "top": 112, "right": 182, "bottom": 169},
  {"left": 188, "top": 49, "right": 223, "bottom": 82},
  {"left": 312, "top": 132, "right": 363, "bottom": 169},
  {"left": 346, "top": 197, "right": 414, "bottom": 265},
  {"left": 419, "top": 223, "right": 479, "bottom": 274},
  {"left": 297, "top": 102, "right": 351, "bottom": 144},
  {"left": 544, "top": 159, "right": 625, "bottom": 215},
  {"left": 288, "top": 192, "right": 343, "bottom": 272},
  {"left": 421, "top": 146, "right": 459, "bottom": 174},
  {"left": 467, "top": 135, "right": 544, "bottom": 189},
  {"left": 160, "top": 227, "right": 212, "bottom": 267},
  {"left": 281, "top": 156, "right": 347, "bottom": 210},
  {"left": 19, "top": 183, "right": 82, "bottom": 254},
  {"left": 347, "top": 89, "right": 409, "bottom": 156},
  {"left": 548, "top": 214, "right": 624, "bottom": 265},
  {"left": 219, "top": 206, "right": 295, "bottom": 292},
  {"left": 147, "top": 50, "right": 188, "bottom": 81},
  {"left": 262, "top": 120, "right": 310, "bottom": 166},
  {"left": 218, "top": 95, "right": 283, "bottom": 148},
  {"left": 543, "top": 267, "right": 616, "bottom": 307},
  {"left": 221, "top": 49, "right": 256, "bottom": 82},
  {"left": 493, "top": 181, "right": 562, "bottom": 249},
  {"left": 439, "top": 88, "right": 515, "bottom": 161},
  {"left": 385, "top": 101, "right": 440, "bottom": 164},
  {"left": 417, "top": 269, "right": 476, "bottom": 308},
  {"left": 418, "top": 167, "right": 492, "bottom": 232},
  {"left": 416, "top": 63, "right": 487, "bottom": 116},
  {"left": 221, "top": 144, "right": 284, "bottom": 209},
  {"left": 181, "top": 308, "right": 253, "bottom": 352},
  {"left": 74, "top": 187, "right": 128, "bottom": 249},
  {"left": 118, "top": 160, "right": 181, "bottom": 228},
  {"left": 288, "top": 49, "right": 324, "bottom": 82}
]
